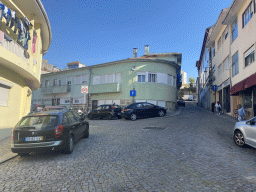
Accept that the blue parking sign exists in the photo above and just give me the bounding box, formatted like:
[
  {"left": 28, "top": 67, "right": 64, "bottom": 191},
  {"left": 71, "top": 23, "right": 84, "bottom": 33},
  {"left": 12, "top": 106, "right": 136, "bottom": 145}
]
[
  {"left": 212, "top": 85, "right": 217, "bottom": 91},
  {"left": 130, "top": 90, "right": 136, "bottom": 97}
]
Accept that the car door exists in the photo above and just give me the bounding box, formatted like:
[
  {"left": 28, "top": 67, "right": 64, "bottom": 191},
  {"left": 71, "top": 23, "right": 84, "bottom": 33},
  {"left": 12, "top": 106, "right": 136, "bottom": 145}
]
[
  {"left": 135, "top": 103, "right": 145, "bottom": 118},
  {"left": 143, "top": 103, "right": 155, "bottom": 117},
  {"left": 66, "top": 111, "right": 80, "bottom": 142},
  {"left": 72, "top": 111, "right": 85, "bottom": 138},
  {"left": 101, "top": 105, "right": 111, "bottom": 118},
  {"left": 244, "top": 118, "right": 256, "bottom": 147},
  {"left": 95, "top": 105, "right": 103, "bottom": 118}
]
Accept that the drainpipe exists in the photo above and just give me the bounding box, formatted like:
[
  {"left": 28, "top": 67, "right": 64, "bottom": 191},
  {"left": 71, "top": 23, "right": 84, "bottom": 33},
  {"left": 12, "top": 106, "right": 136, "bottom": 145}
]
[{"left": 87, "top": 68, "right": 92, "bottom": 113}]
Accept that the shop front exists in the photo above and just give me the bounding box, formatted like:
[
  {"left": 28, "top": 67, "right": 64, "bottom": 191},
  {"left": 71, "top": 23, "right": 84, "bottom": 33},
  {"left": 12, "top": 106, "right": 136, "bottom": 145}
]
[{"left": 230, "top": 72, "right": 256, "bottom": 120}]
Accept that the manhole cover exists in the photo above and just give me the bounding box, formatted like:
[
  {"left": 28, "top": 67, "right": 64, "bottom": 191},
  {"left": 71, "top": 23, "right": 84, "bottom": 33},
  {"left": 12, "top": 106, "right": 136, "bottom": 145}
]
[{"left": 144, "top": 127, "right": 166, "bottom": 130}]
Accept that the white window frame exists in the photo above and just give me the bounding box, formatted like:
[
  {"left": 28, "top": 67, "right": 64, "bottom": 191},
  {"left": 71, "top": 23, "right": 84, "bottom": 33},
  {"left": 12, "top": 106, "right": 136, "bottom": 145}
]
[
  {"left": 243, "top": 2, "right": 253, "bottom": 28},
  {"left": 82, "top": 74, "right": 88, "bottom": 84},
  {"left": 167, "top": 74, "right": 173, "bottom": 86},
  {"left": 137, "top": 72, "right": 146, "bottom": 83},
  {"left": 53, "top": 79, "right": 57, "bottom": 86},
  {"left": 245, "top": 45, "right": 255, "bottom": 67},
  {"left": 232, "top": 52, "right": 239, "bottom": 77},
  {"left": 148, "top": 73, "right": 157, "bottom": 83},
  {"left": 75, "top": 75, "right": 81, "bottom": 84},
  {"left": 232, "top": 18, "right": 238, "bottom": 42},
  {"left": 223, "top": 56, "right": 229, "bottom": 71},
  {"left": 0, "top": 79, "right": 13, "bottom": 106},
  {"left": 67, "top": 77, "right": 72, "bottom": 85}
]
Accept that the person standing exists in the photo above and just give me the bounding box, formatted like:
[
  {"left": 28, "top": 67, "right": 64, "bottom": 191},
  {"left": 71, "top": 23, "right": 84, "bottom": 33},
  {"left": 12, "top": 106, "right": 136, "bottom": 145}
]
[
  {"left": 215, "top": 101, "right": 221, "bottom": 115},
  {"left": 237, "top": 104, "right": 246, "bottom": 121}
]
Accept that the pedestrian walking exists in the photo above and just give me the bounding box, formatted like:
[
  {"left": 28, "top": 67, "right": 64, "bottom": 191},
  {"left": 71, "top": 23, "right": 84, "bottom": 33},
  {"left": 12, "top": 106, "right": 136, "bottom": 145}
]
[
  {"left": 237, "top": 104, "right": 246, "bottom": 121},
  {"left": 215, "top": 101, "right": 221, "bottom": 115}
]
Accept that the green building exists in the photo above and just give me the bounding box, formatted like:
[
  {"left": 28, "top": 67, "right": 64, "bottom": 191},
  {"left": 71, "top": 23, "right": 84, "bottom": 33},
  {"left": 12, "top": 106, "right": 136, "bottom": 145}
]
[{"left": 32, "top": 46, "right": 182, "bottom": 111}]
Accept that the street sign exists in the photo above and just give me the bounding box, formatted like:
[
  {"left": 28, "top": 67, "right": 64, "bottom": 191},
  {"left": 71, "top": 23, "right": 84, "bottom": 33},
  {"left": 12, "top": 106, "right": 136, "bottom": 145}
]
[
  {"left": 130, "top": 90, "right": 136, "bottom": 97},
  {"left": 212, "top": 85, "right": 217, "bottom": 91},
  {"left": 81, "top": 86, "right": 88, "bottom": 94}
]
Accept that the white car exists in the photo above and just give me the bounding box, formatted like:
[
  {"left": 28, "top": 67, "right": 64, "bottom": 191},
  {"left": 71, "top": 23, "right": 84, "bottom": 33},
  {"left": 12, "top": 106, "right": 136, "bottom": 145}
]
[{"left": 233, "top": 117, "right": 256, "bottom": 148}]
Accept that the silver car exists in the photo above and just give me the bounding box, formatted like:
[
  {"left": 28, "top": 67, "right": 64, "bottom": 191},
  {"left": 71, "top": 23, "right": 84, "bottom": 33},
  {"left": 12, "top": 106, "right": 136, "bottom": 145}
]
[{"left": 233, "top": 117, "right": 256, "bottom": 147}]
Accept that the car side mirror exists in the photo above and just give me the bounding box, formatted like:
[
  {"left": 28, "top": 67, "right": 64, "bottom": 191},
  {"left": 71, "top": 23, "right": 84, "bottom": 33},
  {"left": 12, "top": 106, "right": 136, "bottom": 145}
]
[{"left": 250, "top": 121, "right": 255, "bottom": 125}]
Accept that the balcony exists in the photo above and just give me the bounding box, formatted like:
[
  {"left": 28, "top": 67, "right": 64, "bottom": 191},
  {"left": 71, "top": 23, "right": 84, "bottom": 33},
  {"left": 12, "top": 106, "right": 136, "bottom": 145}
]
[
  {"left": 0, "top": 34, "right": 28, "bottom": 63},
  {"left": 41, "top": 85, "right": 71, "bottom": 94},
  {"left": 89, "top": 83, "right": 121, "bottom": 94}
]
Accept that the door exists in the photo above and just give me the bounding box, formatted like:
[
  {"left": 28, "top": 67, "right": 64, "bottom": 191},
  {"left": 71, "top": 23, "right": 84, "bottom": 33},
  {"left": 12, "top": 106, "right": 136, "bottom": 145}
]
[
  {"left": 143, "top": 103, "right": 155, "bottom": 117},
  {"left": 92, "top": 100, "right": 98, "bottom": 110},
  {"left": 244, "top": 118, "right": 256, "bottom": 147},
  {"left": 135, "top": 103, "right": 145, "bottom": 117},
  {"left": 66, "top": 111, "right": 80, "bottom": 141}
]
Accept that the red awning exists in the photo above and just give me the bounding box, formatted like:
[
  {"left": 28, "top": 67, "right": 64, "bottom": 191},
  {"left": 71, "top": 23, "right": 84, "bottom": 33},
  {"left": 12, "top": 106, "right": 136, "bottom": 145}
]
[
  {"left": 244, "top": 72, "right": 256, "bottom": 89},
  {"left": 230, "top": 80, "right": 245, "bottom": 95},
  {"left": 230, "top": 72, "right": 256, "bottom": 95}
]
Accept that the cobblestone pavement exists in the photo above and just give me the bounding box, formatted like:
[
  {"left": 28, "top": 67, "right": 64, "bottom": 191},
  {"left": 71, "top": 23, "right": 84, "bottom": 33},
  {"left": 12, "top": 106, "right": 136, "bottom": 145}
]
[{"left": 1, "top": 104, "right": 256, "bottom": 191}]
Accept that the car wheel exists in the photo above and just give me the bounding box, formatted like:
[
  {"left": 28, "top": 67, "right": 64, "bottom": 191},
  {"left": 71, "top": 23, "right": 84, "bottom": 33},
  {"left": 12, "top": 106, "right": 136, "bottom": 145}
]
[
  {"left": 158, "top": 110, "right": 165, "bottom": 117},
  {"left": 88, "top": 115, "right": 93, "bottom": 120},
  {"left": 18, "top": 153, "right": 29, "bottom": 156},
  {"left": 130, "top": 113, "right": 137, "bottom": 121},
  {"left": 83, "top": 128, "right": 89, "bottom": 138},
  {"left": 118, "top": 115, "right": 122, "bottom": 119},
  {"left": 65, "top": 134, "right": 74, "bottom": 154},
  {"left": 107, "top": 114, "right": 112, "bottom": 120},
  {"left": 234, "top": 131, "right": 245, "bottom": 147}
]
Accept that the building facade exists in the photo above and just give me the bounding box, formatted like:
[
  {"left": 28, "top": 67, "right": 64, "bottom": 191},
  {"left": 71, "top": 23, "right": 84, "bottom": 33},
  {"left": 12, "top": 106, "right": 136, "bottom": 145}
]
[
  {"left": 180, "top": 70, "right": 187, "bottom": 88},
  {"left": 198, "top": 0, "right": 256, "bottom": 119},
  {"left": 32, "top": 46, "right": 182, "bottom": 111},
  {"left": 0, "top": 0, "right": 51, "bottom": 136}
]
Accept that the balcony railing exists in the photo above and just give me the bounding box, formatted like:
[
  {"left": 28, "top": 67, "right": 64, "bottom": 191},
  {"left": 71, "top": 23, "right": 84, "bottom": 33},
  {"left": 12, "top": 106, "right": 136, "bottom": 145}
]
[
  {"left": 89, "top": 82, "right": 121, "bottom": 94},
  {"left": 0, "top": 33, "right": 28, "bottom": 63},
  {"left": 40, "top": 85, "right": 71, "bottom": 94}
]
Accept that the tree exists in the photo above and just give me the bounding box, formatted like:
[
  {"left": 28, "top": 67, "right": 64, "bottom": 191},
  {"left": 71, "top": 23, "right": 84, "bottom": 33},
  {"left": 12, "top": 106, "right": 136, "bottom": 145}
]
[{"left": 188, "top": 77, "right": 196, "bottom": 95}]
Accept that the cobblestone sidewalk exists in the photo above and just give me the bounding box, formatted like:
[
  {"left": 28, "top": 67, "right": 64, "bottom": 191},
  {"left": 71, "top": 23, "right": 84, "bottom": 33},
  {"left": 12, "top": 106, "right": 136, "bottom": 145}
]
[{"left": 0, "top": 108, "right": 181, "bottom": 164}]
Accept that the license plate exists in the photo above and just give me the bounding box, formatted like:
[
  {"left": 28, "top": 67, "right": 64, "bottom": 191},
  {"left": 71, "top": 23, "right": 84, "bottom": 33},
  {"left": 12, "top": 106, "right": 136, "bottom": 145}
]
[{"left": 25, "top": 136, "right": 43, "bottom": 141}]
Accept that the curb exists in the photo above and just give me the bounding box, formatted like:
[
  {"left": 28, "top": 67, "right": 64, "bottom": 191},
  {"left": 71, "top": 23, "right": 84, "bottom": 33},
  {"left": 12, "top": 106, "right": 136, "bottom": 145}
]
[{"left": 0, "top": 153, "right": 18, "bottom": 165}]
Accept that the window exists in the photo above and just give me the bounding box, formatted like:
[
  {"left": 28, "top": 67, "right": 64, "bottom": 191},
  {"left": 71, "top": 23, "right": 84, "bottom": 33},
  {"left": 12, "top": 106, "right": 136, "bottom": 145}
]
[
  {"left": 167, "top": 75, "right": 173, "bottom": 85},
  {"left": 136, "top": 103, "right": 143, "bottom": 108},
  {"left": 53, "top": 79, "right": 57, "bottom": 86},
  {"left": 245, "top": 46, "right": 255, "bottom": 67},
  {"left": 232, "top": 52, "right": 239, "bottom": 77},
  {"left": 143, "top": 103, "right": 154, "bottom": 108},
  {"left": 58, "top": 79, "right": 61, "bottom": 86},
  {"left": 243, "top": 2, "right": 253, "bottom": 27},
  {"left": 74, "top": 99, "right": 80, "bottom": 104},
  {"left": 45, "top": 80, "right": 49, "bottom": 87},
  {"left": 222, "top": 27, "right": 229, "bottom": 41},
  {"left": 173, "top": 76, "right": 176, "bottom": 87},
  {"left": 218, "top": 64, "right": 222, "bottom": 76},
  {"left": 212, "top": 45, "right": 215, "bottom": 58},
  {"left": 75, "top": 75, "right": 81, "bottom": 84},
  {"left": 62, "top": 114, "right": 69, "bottom": 124},
  {"left": 82, "top": 74, "right": 87, "bottom": 84},
  {"left": 232, "top": 18, "right": 238, "bottom": 42},
  {"left": 65, "top": 100, "right": 70, "bottom": 103},
  {"left": 52, "top": 99, "right": 56, "bottom": 106},
  {"left": 57, "top": 98, "right": 60, "bottom": 105},
  {"left": 148, "top": 73, "right": 157, "bottom": 83},
  {"left": 223, "top": 56, "right": 229, "bottom": 71},
  {"left": 67, "top": 77, "right": 72, "bottom": 85},
  {"left": 137, "top": 72, "right": 146, "bottom": 82},
  {"left": 217, "top": 37, "right": 222, "bottom": 51}
]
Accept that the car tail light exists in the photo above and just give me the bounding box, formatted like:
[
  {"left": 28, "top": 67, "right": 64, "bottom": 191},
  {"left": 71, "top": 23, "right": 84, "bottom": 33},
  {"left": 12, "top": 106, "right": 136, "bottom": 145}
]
[
  {"left": 122, "top": 109, "right": 131, "bottom": 112},
  {"left": 12, "top": 129, "right": 15, "bottom": 140},
  {"left": 55, "top": 125, "right": 63, "bottom": 137}
]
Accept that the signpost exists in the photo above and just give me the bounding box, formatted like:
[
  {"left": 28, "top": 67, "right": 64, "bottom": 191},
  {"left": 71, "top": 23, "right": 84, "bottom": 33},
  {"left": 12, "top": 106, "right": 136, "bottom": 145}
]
[
  {"left": 130, "top": 90, "right": 136, "bottom": 103},
  {"left": 81, "top": 86, "right": 88, "bottom": 111}
]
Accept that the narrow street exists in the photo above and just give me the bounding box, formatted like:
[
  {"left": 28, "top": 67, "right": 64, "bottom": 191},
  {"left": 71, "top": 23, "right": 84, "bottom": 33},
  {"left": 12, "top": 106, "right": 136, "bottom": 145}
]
[{"left": 1, "top": 103, "right": 256, "bottom": 191}]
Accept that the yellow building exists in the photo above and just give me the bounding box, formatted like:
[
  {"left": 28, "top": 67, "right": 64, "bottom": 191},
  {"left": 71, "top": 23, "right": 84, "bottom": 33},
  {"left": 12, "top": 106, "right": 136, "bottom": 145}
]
[{"left": 0, "top": 0, "right": 51, "bottom": 138}]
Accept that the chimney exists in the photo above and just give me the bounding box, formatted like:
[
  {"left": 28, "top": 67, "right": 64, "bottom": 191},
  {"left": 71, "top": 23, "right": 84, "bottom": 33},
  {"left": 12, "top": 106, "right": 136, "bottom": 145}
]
[
  {"left": 145, "top": 45, "right": 149, "bottom": 54},
  {"left": 133, "top": 48, "right": 137, "bottom": 58}
]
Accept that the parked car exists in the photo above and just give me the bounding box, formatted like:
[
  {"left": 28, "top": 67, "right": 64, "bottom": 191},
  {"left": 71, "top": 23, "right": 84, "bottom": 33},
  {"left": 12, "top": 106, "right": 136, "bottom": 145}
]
[
  {"left": 122, "top": 102, "right": 166, "bottom": 121},
  {"left": 233, "top": 117, "right": 256, "bottom": 148},
  {"left": 87, "top": 104, "right": 122, "bottom": 120},
  {"left": 30, "top": 104, "right": 45, "bottom": 112},
  {"left": 43, "top": 106, "right": 66, "bottom": 111},
  {"left": 11, "top": 109, "right": 89, "bottom": 156},
  {"left": 177, "top": 100, "right": 185, "bottom": 107}
]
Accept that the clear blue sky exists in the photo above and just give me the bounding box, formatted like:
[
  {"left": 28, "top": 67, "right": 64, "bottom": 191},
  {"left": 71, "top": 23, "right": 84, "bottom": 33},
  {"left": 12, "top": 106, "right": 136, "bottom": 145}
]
[{"left": 41, "top": 0, "right": 232, "bottom": 81}]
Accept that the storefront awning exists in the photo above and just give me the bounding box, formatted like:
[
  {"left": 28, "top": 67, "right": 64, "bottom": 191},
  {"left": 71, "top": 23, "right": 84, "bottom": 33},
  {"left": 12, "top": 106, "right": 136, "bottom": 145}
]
[
  {"left": 230, "top": 80, "right": 245, "bottom": 95},
  {"left": 230, "top": 72, "right": 256, "bottom": 95},
  {"left": 244, "top": 72, "right": 256, "bottom": 89}
]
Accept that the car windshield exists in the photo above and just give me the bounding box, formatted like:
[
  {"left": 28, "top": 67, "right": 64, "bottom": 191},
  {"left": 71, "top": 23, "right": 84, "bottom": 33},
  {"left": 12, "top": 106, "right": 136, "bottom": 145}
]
[
  {"left": 44, "top": 108, "right": 64, "bottom": 111},
  {"left": 16, "top": 115, "right": 58, "bottom": 129}
]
